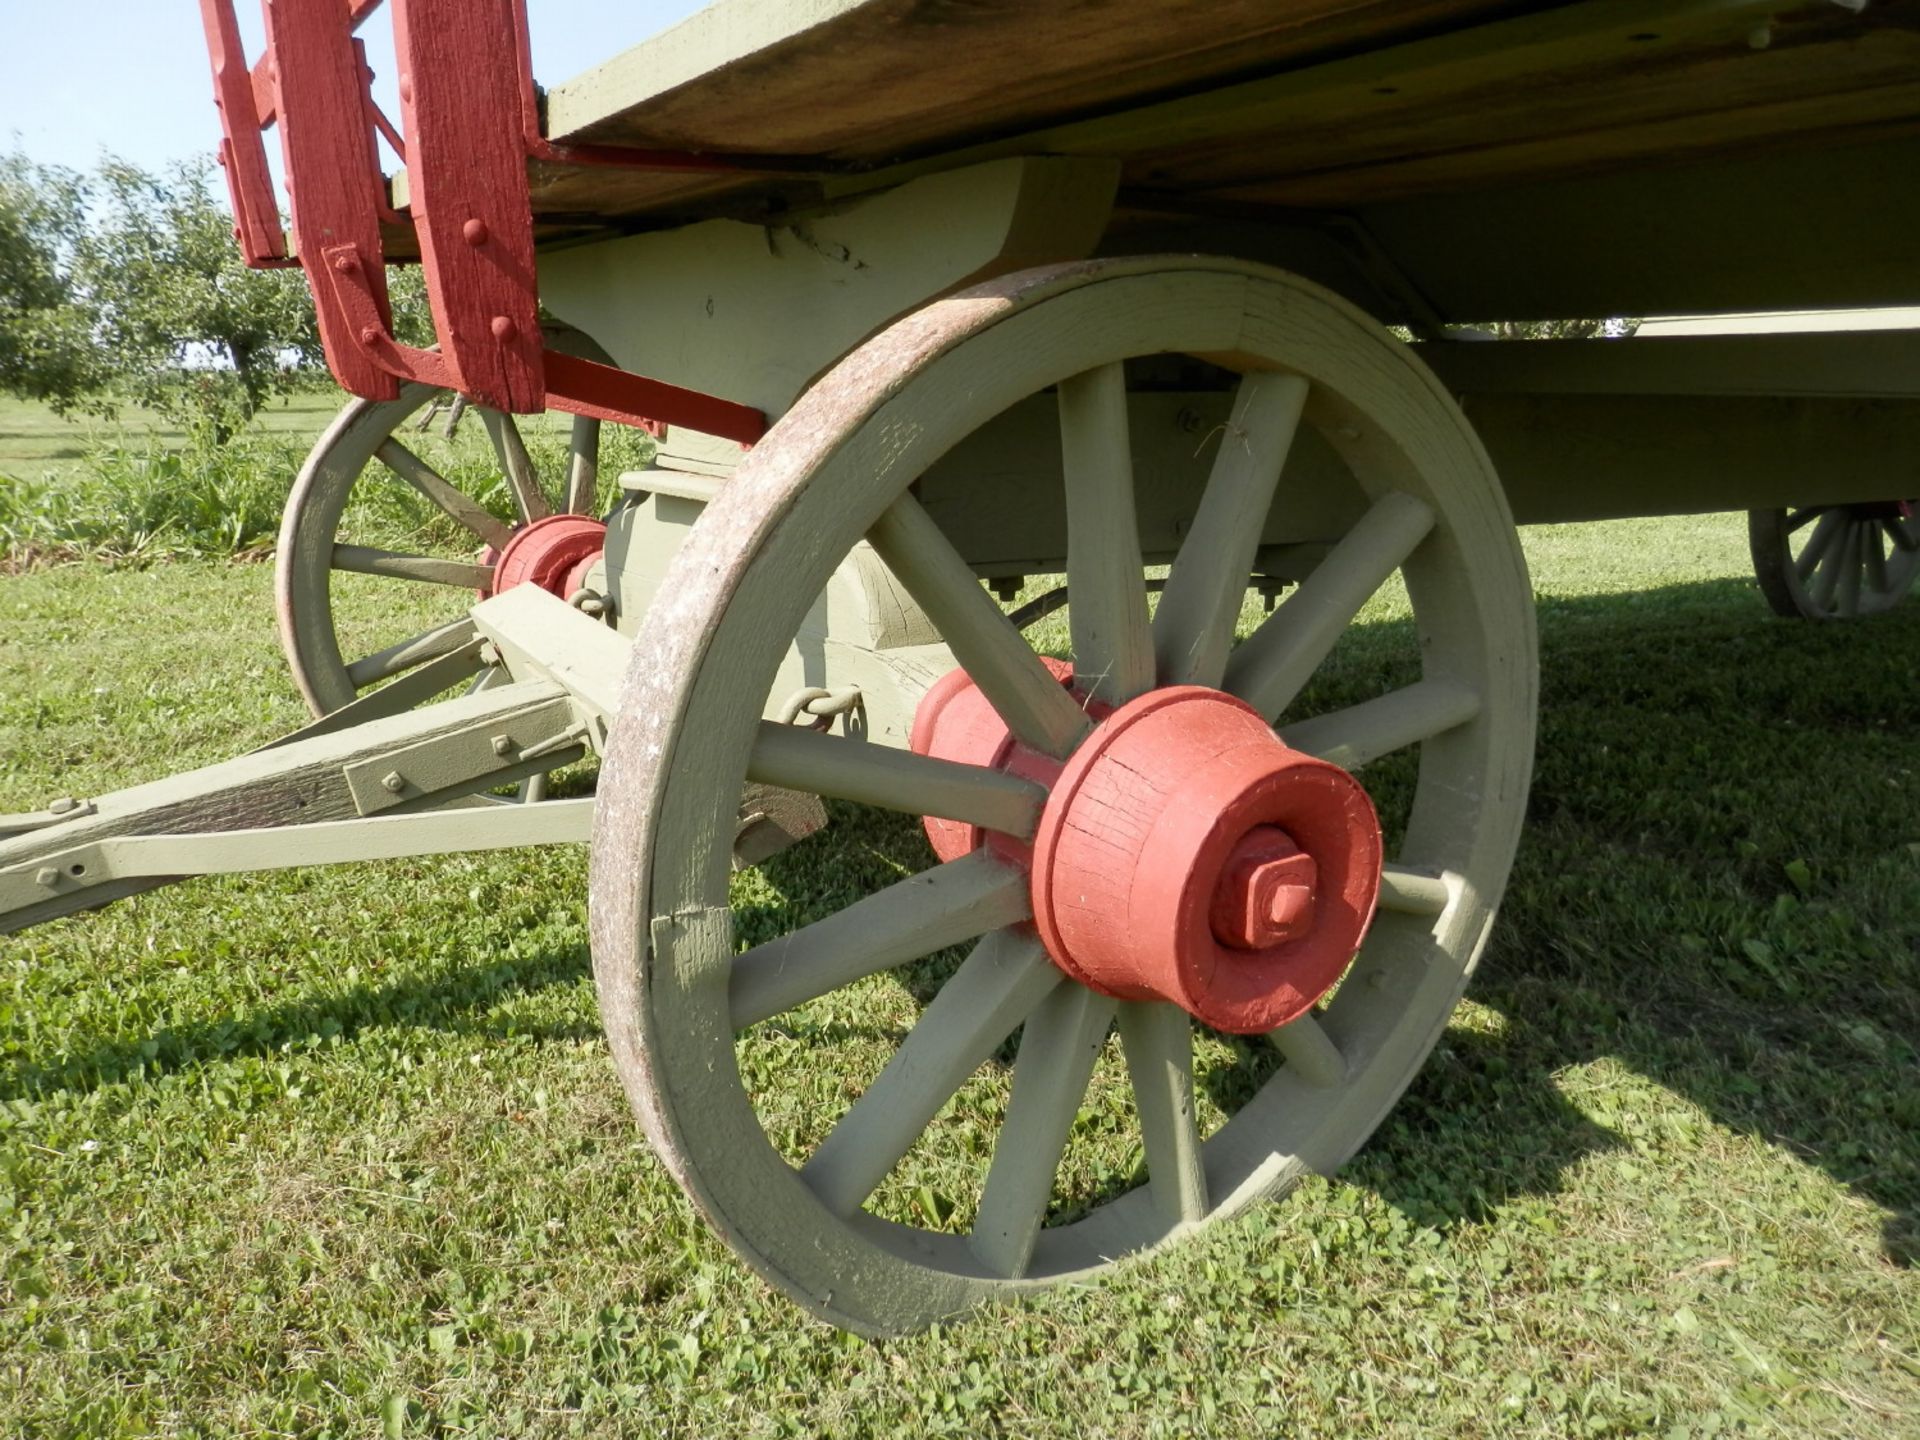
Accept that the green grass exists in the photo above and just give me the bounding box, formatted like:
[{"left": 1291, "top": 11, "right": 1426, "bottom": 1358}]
[
  {"left": 0, "top": 393, "right": 342, "bottom": 483},
  {"left": 1, "top": 515, "right": 1916, "bottom": 1437}
]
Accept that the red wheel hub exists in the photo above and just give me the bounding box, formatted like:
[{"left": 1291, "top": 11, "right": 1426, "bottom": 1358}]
[
  {"left": 485, "top": 513, "right": 606, "bottom": 600},
  {"left": 911, "top": 666, "right": 1383, "bottom": 1033}
]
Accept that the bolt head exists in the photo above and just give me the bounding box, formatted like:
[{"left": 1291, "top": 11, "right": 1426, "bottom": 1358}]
[
  {"left": 47, "top": 796, "right": 79, "bottom": 815},
  {"left": 490, "top": 734, "right": 514, "bottom": 758},
  {"left": 380, "top": 771, "right": 406, "bottom": 794},
  {"left": 1211, "top": 829, "right": 1319, "bottom": 951},
  {"left": 332, "top": 253, "right": 357, "bottom": 273},
  {"left": 462, "top": 218, "right": 489, "bottom": 246},
  {"left": 489, "top": 314, "right": 518, "bottom": 343},
  {"left": 35, "top": 867, "right": 60, "bottom": 888}
]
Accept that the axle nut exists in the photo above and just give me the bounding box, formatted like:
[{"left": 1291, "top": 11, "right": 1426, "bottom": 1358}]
[
  {"left": 380, "top": 771, "right": 406, "bottom": 794},
  {"left": 1210, "top": 828, "right": 1318, "bottom": 951}
]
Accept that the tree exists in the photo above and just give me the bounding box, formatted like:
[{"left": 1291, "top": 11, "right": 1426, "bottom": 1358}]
[
  {"left": 0, "top": 155, "right": 103, "bottom": 412},
  {"left": 0, "top": 152, "right": 328, "bottom": 437}
]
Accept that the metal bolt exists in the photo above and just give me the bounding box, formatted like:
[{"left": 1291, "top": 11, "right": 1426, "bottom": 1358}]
[
  {"left": 1176, "top": 407, "right": 1203, "bottom": 434},
  {"left": 463, "top": 218, "right": 489, "bottom": 246},
  {"left": 332, "top": 253, "right": 357, "bottom": 273},
  {"left": 34, "top": 868, "right": 60, "bottom": 889},
  {"left": 490, "top": 734, "right": 514, "bottom": 758},
  {"left": 47, "top": 797, "right": 79, "bottom": 815},
  {"left": 489, "top": 315, "right": 518, "bottom": 342},
  {"left": 380, "top": 772, "right": 406, "bottom": 794},
  {"left": 359, "top": 325, "right": 382, "bottom": 346}
]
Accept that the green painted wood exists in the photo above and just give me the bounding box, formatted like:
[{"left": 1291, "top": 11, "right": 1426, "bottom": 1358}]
[
  {"left": 800, "top": 931, "right": 1061, "bottom": 1218},
  {"left": 254, "top": 643, "right": 489, "bottom": 751},
  {"left": 868, "top": 492, "right": 1091, "bottom": 759},
  {"left": 971, "top": 986, "right": 1119, "bottom": 1279},
  {"left": 0, "top": 799, "right": 594, "bottom": 915},
  {"left": 345, "top": 617, "right": 480, "bottom": 691},
  {"left": 1266, "top": 1011, "right": 1348, "bottom": 1088},
  {"left": 730, "top": 850, "right": 1032, "bottom": 1029},
  {"left": 1151, "top": 372, "right": 1307, "bottom": 688},
  {"left": 746, "top": 724, "right": 1046, "bottom": 839},
  {"left": 1058, "top": 362, "right": 1153, "bottom": 705},
  {"left": 1376, "top": 863, "right": 1452, "bottom": 917},
  {"left": 0, "top": 680, "right": 570, "bottom": 933},
  {"left": 1117, "top": 1001, "right": 1209, "bottom": 1225},
  {"left": 566, "top": 416, "right": 602, "bottom": 515},
  {"left": 374, "top": 436, "right": 515, "bottom": 550},
  {"left": 478, "top": 409, "right": 551, "bottom": 524},
  {"left": 330, "top": 543, "right": 495, "bottom": 591},
  {"left": 1281, "top": 678, "right": 1481, "bottom": 772},
  {"left": 1223, "top": 490, "right": 1435, "bottom": 720}
]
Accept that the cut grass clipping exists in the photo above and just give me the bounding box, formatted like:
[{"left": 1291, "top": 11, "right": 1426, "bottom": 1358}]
[{"left": 1, "top": 512, "right": 1916, "bottom": 1437}]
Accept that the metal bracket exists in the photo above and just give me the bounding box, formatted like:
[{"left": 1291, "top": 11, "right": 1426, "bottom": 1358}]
[{"left": 341, "top": 694, "right": 585, "bottom": 813}]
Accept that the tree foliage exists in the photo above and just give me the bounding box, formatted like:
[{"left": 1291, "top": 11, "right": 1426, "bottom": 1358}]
[{"left": 0, "top": 153, "right": 330, "bottom": 437}]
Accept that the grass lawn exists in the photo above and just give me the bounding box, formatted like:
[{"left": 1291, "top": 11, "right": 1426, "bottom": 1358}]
[
  {"left": 0, "top": 393, "right": 345, "bottom": 484},
  {"left": 1, "top": 514, "right": 1916, "bottom": 1437}
]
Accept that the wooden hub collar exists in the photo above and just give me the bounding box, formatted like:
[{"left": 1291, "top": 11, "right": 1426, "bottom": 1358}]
[
  {"left": 912, "top": 668, "right": 1383, "bottom": 1033},
  {"left": 487, "top": 513, "right": 606, "bottom": 601}
]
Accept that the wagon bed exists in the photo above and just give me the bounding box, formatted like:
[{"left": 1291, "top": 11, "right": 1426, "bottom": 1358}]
[{"left": 524, "top": 0, "right": 1920, "bottom": 318}]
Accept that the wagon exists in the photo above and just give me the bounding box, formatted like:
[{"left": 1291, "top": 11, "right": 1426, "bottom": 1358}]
[{"left": 3, "top": 0, "right": 1916, "bottom": 1335}]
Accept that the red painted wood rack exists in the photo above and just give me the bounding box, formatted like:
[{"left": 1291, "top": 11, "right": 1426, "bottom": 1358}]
[{"left": 197, "top": 0, "right": 767, "bottom": 444}]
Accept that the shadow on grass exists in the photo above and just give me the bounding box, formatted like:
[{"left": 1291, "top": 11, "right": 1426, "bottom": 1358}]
[
  {"left": 1353, "top": 575, "right": 1919, "bottom": 1266},
  {"left": 10, "top": 574, "right": 1913, "bottom": 1265},
  {"left": 0, "top": 941, "right": 596, "bottom": 1105}
]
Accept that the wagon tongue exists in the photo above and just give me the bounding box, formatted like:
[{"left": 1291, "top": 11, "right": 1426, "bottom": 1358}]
[{"left": 911, "top": 664, "right": 1384, "bottom": 1034}]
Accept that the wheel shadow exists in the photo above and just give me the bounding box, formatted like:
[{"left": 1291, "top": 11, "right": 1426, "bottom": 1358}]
[{"left": 1324, "top": 576, "right": 1919, "bottom": 1262}]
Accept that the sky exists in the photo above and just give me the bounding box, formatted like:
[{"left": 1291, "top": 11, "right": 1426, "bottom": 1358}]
[{"left": 1, "top": 1, "right": 711, "bottom": 174}]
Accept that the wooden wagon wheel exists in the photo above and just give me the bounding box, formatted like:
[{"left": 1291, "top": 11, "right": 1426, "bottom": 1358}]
[
  {"left": 1748, "top": 501, "right": 1920, "bottom": 620},
  {"left": 589, "top": 258, "right": 1537, "bottom": 1334},
  {"left": 276, "top": 329, "right": 630, "bottom": 718}
]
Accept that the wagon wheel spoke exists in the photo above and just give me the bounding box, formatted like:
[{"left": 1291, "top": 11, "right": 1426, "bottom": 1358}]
[
  {"left": 1278, "top": 678, "right": 1482, "bottom": 771},
  {"left": 1265, "top": 1010, "right": 1347, "bottom": 1088},
  {"left": 1223, "top": 491, "right": 1437, "bottom": 721},
  {"left": 1834, "top": 523, "right": 1867, "bottom": 617},
  {"left": 971, "top": 986, "right": 1118, "bottom": 1278},
  {"left": 747, "top": 723, "right": 1045, "bottom": 836},
  {"left": 1153, "top": 372, "right": 1309, "bottom": 688},
  {"left": 1809, "top": 521, "right": 1853, "bottom": 611},
  {"left": 730, "top": 850, "right": 1032, "bottom": 1029},
  {"left": 329, "top": 543, "right": 494, "bottom": 591},
  {"left": 565, "top": 415, "right": 601, "bottom": 516},
  {"left": 478, "top": 408, "right": 552, "bottom": 524},
  {"left": 1887, "top": 514, "right": 1920, "bottom": 554},
  {"left": 1793, "top": 509, "right": 1846, "bottom": 583},
  {"left": 1117, "top": 1000, "right": 1209, "bottom": 1223},
  {"left": 1059, "top": 362, "right": 1153, "bottom": 704},
  {"left": 1377, "top": 863, "right": 1452, "bottom": 917},
  {"left": 344, "top": 616, "right": 482, "bottom": 691},
  {"left": 801, "top": 931, "right": 1061, "bottom": 1218},
  {"left": 868, "top": 493, "right": 1091, "bottom": 759},
  {"left": 373, "top": 437, "right": 515, "bottom": 551},
  {"left": 1862, "top": 524, "right": 1892, "bottom": 596},
  {"left": 1784, "top": 505, "right": 1826, "bottom": 534}
]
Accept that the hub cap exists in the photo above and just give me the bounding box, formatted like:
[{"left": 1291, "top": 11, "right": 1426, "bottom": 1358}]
[{"left": 913, "top": 665, "right": 1383, "bottom": 1032}]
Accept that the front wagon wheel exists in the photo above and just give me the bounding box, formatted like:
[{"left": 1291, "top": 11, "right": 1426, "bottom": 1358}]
[{"left": 588, "top": 258, "right": 1537, "bottom": 1334}]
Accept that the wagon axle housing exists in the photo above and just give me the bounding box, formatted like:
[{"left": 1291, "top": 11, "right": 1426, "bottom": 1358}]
[{"left": 911, "top": 662, "right": 1383, "bottom": 1033}]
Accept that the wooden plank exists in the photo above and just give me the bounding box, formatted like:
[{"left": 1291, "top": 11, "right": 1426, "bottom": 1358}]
[
  {"left": 546, "top": 0, "right": 1525, "bottom": 158},
  {"left": 525, "top": 0, "right": 1919, "bottom": 228}
]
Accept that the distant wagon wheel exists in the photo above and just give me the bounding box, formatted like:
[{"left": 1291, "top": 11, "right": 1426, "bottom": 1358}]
[
  {"left": 589, "top": 258, "right": 1537, "bottom": 1334},
  {"left": 276, "top": 329, "right": 636, "bottom": 795},
  {"left": 1748, "top": 501, "right": 1920, "bottom": 620},
  {"left": 278, "top": 327, "right": 627, "bottom": 714}
]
